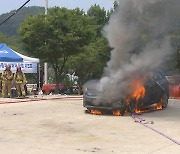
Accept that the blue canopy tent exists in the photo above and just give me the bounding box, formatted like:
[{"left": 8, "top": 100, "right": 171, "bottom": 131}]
[
  {"left": 0, "top": 43, "right": 39, "bottom": 73},
  {"left": 0, "top": 43, "right": 23, "bottom": 62},
  {"left": 0, "top": 43, "right": 41, "bottom": 93},
  {"left": 0, "top": 43, "right": 41, "bottom": 91}
]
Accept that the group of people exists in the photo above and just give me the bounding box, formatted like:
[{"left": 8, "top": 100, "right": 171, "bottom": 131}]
[{"left": 1, "top": 64, "right": 27, "bottom": 98}]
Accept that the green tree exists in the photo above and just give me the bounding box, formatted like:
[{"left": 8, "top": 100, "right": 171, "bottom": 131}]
[
  {"left": 0, "top": 32, "right": 21, "bottom": 52},
  {"left": 65, "top": 5, "right": 111, "bottom": 88},
  {"left": 87, "top": 4, "right": 108, "bottom": 35},
  {"left": 66, "top": 37, "right": 110, "bottom": 87},
  {"left": 0, "top": 32, "right": 9, "bottom": 43},
  {"left": 0, "top": 6, "right": 44, "bottom": 37},
  {"left": 107, "top": 0, "right": 119, "bottom": 20},
  {"left": 19, "top": 7, "right": 95, "bottom": 92},
  {"left": 171, "top": 33, "right": 180, "bottom": 72}
]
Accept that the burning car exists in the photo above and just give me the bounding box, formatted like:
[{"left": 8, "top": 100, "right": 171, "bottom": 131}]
[{"left": 83, "top": 71, "right": 169, "bottom": 116}]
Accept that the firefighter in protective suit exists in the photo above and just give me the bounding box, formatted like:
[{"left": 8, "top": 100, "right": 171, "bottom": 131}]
[
  {"left": 1, "top": 64, "right": 13, "bottom": 98},
  {"left": 14, "top": 66, "right": 27, "bottom": 97}
]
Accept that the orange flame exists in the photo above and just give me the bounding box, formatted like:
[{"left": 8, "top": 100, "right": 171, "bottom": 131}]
[
  {"left": 135, "top": 108, "right": 141, "bottom": 114},
  {"left": 156, "top": 98, "right": 163, "bottom": 110},
  {"left": 89, "top": 79, "right": 163, "bottom": 116},
  {"left": 128, "top": 80, "right": 163, "bottom": 113},
  {"left": 126, "top": 79, "right": 146, "bottom": 114},
  {"left": 90, "top": 109, "right": 102, "bottom": 115},
  {"left": 112, "top": 110, "right": 121, "bottom": 116},
  {"left": 130, "top": 80, "right": 146, "bottom": 102}
]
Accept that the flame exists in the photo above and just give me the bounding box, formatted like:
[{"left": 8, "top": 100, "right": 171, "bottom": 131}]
[
  {"left": 125, "top": 80, "right": 146, "bottom": 114},
  {"left": 88, "top": 79, "right": 163, "bottom": 116},
  {"left": 156, "top": 98, "right": 163, "bottom": 110},
  {"left": 130, "top": 80, "right": 146, "bottom": 102},
  {"left": 135, "top": 107, "right": 152, "bottom": 114},
  {"left": 90, "top": 109, "right": 102, "bottom": 115},
  {"left": 135, "top": 108, "right": 141, "bottom": 114},
  {"left": 127, "top": 80, "right": 164, "bottom": 113},
  {"left": 112, "top": 110, "right": 121, "bottom": 116}
]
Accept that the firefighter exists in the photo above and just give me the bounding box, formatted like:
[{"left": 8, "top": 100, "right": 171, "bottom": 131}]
[
  {"left": 1, "top": 64, "right": 13, "bottom": 98},
  {"left": 14, "top": 66, "right": 27, "bottom": 97}
]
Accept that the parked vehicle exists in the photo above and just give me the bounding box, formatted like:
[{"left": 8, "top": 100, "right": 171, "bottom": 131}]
[
  {"left": 26, "top": 84, "right": 37, "bottom": 95},
  {"left": 42, "top": 84, "right": 67, "bottom": 95},
  {"left": 166, "top": 75, "right": 180, "bottom": 98},
  {"left": 83, "top": 71, "right": 169, "bottom": 115}
]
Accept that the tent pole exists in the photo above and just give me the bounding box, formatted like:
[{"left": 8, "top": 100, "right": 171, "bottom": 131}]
[
  {"left": 44, "top": 63, "right": 48, "bottom": 84},
  {"left": 38, "top": 64, "right": 41, "bottom": 90},
  {"left": 45, "top": 0, "right": 48, "bottom": 15}
]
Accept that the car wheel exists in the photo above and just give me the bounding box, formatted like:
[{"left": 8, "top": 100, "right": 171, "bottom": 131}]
[
  {"left": 112, "top": 99, "right": 126, "bottom": 116},
  {"left": 120, "top": 107, "right": 126, "bottom": 116},
  {"left": 119, "top": 99, "right": 126, "bottom": 116},
  {"left": 162, "top": 93, "right": 168, "bottom": 109}
]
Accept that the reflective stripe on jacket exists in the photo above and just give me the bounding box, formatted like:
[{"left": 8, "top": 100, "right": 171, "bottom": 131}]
[
  {"left": 1, "top": 70, "right": 13, "bottom": 83},
  {"left": 14, "top": 71, "right": 27, "bottom": 84}
]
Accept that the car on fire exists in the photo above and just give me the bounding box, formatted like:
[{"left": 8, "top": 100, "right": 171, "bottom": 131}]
[{"left": 83, "top": 71, "right": 169, "bottom": 115}]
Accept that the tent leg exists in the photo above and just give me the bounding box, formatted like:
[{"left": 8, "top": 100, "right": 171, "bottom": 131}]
[
  {"left": 38, "top": 64, "right": 41, "bottom": 91},
  {"left": 44, "top": 62, "right": 48, "bottom": 84}
]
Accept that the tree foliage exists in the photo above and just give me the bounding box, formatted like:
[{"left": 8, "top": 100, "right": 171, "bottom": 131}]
[
  {"left": 66, "top": 37, "right": 110, "bottom": 86},
  {"left": 15, "top": 1, "right": 180, "bottom": 90},
  {"left": 0, "top": 6, "right": 44, "bottom": 36},
  {"left": 66, "top": 5, "right": 111, "bottom": 86},
  {"left": 19, "top": 7, "right": 96, "bottom": 91},
  {"left": 0, "top": 32, "right": 22, "bottom": 52}
]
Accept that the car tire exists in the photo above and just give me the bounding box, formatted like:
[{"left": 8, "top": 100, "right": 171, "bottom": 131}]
[
  {"left": 120, "top": 107, "right": 126, "bottom": 116},
  {"left": 121, "top": 99, "right": 127, "bottom": 116},
  {"left": 162, "top": 93, "right": 168, "bottom": 109},
  {"left": 85, "top": 109, "right": 91, "bottom": 113},
  {"left": 118, "top": 99, "right": 126, "bottom": 116}
]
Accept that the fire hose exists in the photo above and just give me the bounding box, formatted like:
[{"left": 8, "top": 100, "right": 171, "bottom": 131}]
[
  {"left": 131, "top": 114, "right": 180, "bottom": 145},
  {"left": 0, "top": 96, "right": 83, "bottom": 104}
]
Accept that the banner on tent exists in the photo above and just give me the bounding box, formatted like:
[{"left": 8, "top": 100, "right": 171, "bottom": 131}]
[{"left": 0, "top": 62, "right": 37, "bottom": 73}]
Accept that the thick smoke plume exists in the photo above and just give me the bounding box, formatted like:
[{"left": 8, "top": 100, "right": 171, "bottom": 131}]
[{"left": 85, "top": 0, "right": 178, "bottom": 104}]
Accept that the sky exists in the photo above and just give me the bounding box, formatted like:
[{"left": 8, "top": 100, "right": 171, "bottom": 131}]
[{"left": 0, "top": 0, "right": 115, "bottom": 15}]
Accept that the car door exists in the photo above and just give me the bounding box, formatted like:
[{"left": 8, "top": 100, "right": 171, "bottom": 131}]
[
  {"left": 151, "top": 72, "right": 166, "bottom": 102},
  {"left": 143, "top": 77, "right": 157, "bottom": 105}
]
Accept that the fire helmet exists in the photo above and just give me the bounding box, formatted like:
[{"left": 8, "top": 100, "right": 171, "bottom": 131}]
[
  {"left": 6, "top": 64, "right": 11, "bottom": 70},
  {"left": 16, "top": 66, "right": 21, "bottom": 70}
]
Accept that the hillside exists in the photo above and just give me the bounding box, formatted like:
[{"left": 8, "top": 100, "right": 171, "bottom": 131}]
[{"left": 0, "top": 6, "right": 44, "bottom": 37}]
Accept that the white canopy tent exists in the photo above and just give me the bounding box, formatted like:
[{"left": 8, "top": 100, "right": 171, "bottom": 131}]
[
  {"left": 0, "top": 43, "right": 41, "bottom": 89},
  {"left": 0, "top": 46, "right": 39, "bottom": 74},
  {"left": 14, "top": 50, "right": 39, "bottom": 63},
  {"left": 12, "top": 50, "right": 40, "bottom": 73}
]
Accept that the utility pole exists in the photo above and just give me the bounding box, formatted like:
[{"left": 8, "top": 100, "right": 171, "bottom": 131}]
[
  {"left": 44, "top": 0, "right": 48, "bottom": 84},
  {"left": 45, "top": 0, "right": 48, "bottom": 15}
]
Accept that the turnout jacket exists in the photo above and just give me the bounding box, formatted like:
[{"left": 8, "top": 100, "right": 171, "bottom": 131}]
[
  {"left": 14, "top": 71, "right": 27, "bottom": 84},
  {"left": 1, "top": 70, "right": 13, "bottom": 83}
]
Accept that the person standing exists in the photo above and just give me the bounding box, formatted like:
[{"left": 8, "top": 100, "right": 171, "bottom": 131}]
[
  {"left": 1, "top": 64, "right": 13, "bottom": 98},
  {"left": 14, "top": 66, "right": 27, "bottom": 97}
]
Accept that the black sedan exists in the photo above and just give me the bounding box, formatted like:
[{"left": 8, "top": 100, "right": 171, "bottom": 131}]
[{"left": 83, "top": 72, "right": 169, "bottom": 115}]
